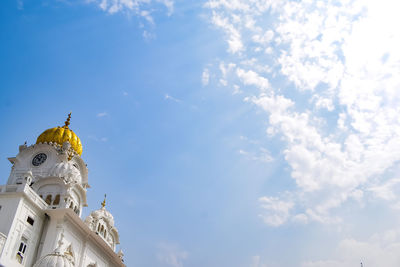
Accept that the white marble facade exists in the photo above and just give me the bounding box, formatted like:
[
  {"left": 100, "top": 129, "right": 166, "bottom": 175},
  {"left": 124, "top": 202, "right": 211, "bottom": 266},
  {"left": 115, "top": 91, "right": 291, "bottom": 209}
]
[{"left": 0, "top": 118, "right": 125, "bottom": 267}]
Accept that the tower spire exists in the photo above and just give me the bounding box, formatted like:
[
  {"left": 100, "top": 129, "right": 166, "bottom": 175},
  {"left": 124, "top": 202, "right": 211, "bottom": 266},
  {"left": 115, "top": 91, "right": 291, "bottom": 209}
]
[
  {"left": 64, "top": 112, "right": 71, "bottom": 128},
  {"left": 101, "top": 194, "right": 106, "bottom": 208}
]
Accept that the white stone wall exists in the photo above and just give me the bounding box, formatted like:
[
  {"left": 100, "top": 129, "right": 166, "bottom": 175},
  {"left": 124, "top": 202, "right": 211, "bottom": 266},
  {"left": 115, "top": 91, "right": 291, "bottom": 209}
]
[
  {"left": 0, "top": 188, "right": 21, "bottom": 235},
  {"left": 38, "top": 210, "right": 123, "bottom": 267},
  {"left": 0, "top": 185, "right": 47, "bottom": 267},
  {"left": 7, "top": 144, "right": 59, "bottom": 186}
]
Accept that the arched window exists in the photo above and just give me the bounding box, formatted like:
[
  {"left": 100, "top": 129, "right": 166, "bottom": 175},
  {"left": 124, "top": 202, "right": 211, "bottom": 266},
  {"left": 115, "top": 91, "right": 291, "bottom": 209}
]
[
  {"left": 53, "top": 195, "right": 60, "bottom": 205},
  {"left": 16, "top": 237, "right": 28, "bottom": 264},
  {"left": 45, "top": 195, "right": 52, "bottom": 205}
]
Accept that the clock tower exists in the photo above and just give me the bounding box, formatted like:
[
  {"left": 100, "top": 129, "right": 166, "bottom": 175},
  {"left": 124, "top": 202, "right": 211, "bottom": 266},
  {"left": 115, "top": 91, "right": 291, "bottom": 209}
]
[{"left": 0, "top": 114, "right": 124, "bottom": 267}]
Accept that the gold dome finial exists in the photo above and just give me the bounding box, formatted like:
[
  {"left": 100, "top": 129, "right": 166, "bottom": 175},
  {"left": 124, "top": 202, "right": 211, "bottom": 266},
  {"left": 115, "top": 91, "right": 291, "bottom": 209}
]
[
  {"left": 64, "top": 112, "right": 71, "bottom": 128},
  {"left": 101, "top": 194, "right": 107, "bottom": 208}
]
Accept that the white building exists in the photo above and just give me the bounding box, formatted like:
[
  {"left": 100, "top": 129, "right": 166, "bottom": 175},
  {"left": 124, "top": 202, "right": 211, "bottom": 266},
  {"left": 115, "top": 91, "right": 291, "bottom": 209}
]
[{"left": 0, "top": 114, "right": 125, "bottom": 267}]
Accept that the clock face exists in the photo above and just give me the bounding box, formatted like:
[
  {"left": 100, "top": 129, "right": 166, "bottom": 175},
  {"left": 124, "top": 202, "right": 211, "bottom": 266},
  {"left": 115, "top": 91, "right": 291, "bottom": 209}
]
[{"left": 32, "top": 153, "right": 47, "bottom": 166}]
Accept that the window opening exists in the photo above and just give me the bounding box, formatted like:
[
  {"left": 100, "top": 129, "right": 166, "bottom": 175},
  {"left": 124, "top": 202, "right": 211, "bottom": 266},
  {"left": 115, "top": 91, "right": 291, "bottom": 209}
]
[
  {"left": 53, "top": 195, "right": 60, "bottom": 205},
  {"left": 16, "top": 237, "right": 28, "bottom": 264},
  {"left": 45, "top": 195, "right": 52, "bottom": 205},
  {"left": 27, "top": 216, "right": 34, "bottom": 226}
]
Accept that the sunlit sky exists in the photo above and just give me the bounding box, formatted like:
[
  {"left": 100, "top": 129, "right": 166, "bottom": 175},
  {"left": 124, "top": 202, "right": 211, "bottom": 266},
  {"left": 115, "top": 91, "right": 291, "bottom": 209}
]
[{"left": 2, "top": 0, "right": 400, "bottom": 266}]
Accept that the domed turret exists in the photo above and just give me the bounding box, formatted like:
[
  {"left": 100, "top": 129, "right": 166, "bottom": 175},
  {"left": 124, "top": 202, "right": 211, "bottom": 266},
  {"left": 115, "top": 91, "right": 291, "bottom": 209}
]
[
  {"left": 33, "top": 234, "right": 75, "bottom": 267},
  {"left": 90, "top": 197, "right": 115, "bottom": 226},
  {"left": 49, "top": 161, "right": 81, "bottom": 184},
  {"left": 36, "top": 113, "right": 83, "bottom": 156},
  {"left": 85, "top": 195, "right": 120, "bottom": 250},
  {"left": 33, "top": 252, "right": 74, "bottom": 267}
]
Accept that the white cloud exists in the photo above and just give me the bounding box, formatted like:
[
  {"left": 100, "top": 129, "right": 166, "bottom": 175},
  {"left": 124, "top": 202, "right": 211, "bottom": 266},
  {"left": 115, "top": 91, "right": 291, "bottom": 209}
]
[
  {"left": 88, "top": 0, "right": 174, "bottom": 34},
  {"left": 219, "top": 62, "right": 236, "bottom": 77},
  {"left": 97, "top": 112, "right": 108, "bottom": 117},
  {"left": 258, "top": 196, "right": 293, "bottom": 226},
  {"left": 232, "top": 84, "right": 241, "bottom": 95},
  {"left": 251, "top": 255, "right": 269, "bottom": 267},
  {"left": 205, "top": 0, "right": 400, "bottom": 226},
  {"left": 368, "top": 178, "right": 400, "bottom": 201},
  {"left": 202, "top": 68, "right": 210, "bottom": 86},
  {"left": 143, "top": 30, "right": 156, "bottom": 41},
  {"left": 236, "top": 68, "right": 270, "bottom": 92},
  {"left": 252, "top": 30, "right": 274, "bottom": 45},
  {"left": 239, "top": 148, "right": 273, "bottom": 163},
  {"left": 210, "top": 11, "right": 243, "bottom": 54},
  {"left": 157, "top": 242, "right": 188, "bottom": 267},
  {"left": 158, "top": 0, "right": 174, "bottom": 16},
  {"left": 302, "top": 228, "right": 400, "bottom": 267},
  {"left": 165, "top": 94, "right": 181, "bottom": 103},
  {"left": 140, "top": 10, "right": 154, "bottom": 25}
]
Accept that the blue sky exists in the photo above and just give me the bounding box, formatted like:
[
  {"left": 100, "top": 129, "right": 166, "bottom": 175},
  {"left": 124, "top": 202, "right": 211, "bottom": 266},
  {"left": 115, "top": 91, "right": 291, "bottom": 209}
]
[{"left": 2, "top": 0, "right": 400, "bottom": 266}]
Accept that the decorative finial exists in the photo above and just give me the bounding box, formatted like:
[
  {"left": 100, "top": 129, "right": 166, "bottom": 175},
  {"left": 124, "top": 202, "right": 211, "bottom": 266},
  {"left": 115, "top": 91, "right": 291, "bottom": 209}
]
[
  {"left": 54, "top": 231, "right": 65, "bottom": 254},
  {"left": 64, "top": 112, "right": 72, "bottom": 128},
  {"left": 58, "top": 232, "right": 65, "bottom": 247},
  {"left": 101, "top": 194, "right": 106, "bottom": 208}
]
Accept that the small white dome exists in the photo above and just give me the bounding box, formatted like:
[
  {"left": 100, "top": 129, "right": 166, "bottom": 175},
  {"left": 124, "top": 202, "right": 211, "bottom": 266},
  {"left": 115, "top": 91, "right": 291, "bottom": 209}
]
[
  {"left": 85, "top": 203, "right": 120, "bottom": 250},
  {"left": 33, "top": 233, "right": 75, "bottom": 267},
  {"left": 90, "top": 207, "right": 115, "bottom": 226},
  {"left": 49, "top": 161, "right": 81, "bottom": 184},
  {"left": 33, "top": 252, "right": 74, "bottom": 267}
]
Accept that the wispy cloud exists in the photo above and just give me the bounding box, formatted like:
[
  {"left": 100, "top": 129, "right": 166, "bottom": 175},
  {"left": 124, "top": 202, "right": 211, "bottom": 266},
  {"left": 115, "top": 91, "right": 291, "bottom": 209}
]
[
  {"left": 158, "top": 0, "right": 174, "bottom": 16},
  {"left": 232, "top": 84, "right": 241, "bottom": 95},
  {"left": 86, "top": 0, "right": 175, "bottom": 39},
  {"left": 206, "top": 0, "right": 400, "bottom": 226},
  {"left": 207, "top": 9, "right": 244, "bottom": 54},
  {"left": 238, "top": 148, "right": 273, "bottom": 163},
  {"left": 157, "top": 242, "right": 188, "bottom": 267},
  {"left": 164, "top": 94, "right": 181, "bottom": 103},
  {"left": 97, "top": 112, "right": 108, "bottom": 118},
  {"left": 202, "top": 68, "right": 210, "bottom": 86},
  {"left": 258, "top": 196, "right": 293, "bottom": 227},
  {"left": 302, "top": 227, "right": 400, "bottom": 267},
  {"left": 143, "top": 30, "right": 156, "bottom": 41},
  {"left": 251, "top": 255, "right": 269, "bottom": 267}
]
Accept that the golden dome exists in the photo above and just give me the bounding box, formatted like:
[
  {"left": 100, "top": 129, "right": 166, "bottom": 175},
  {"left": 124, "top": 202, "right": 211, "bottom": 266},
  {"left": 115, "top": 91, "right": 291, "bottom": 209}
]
[{"left": 36, "top": 113, "right": 83, "bottom": 156}]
